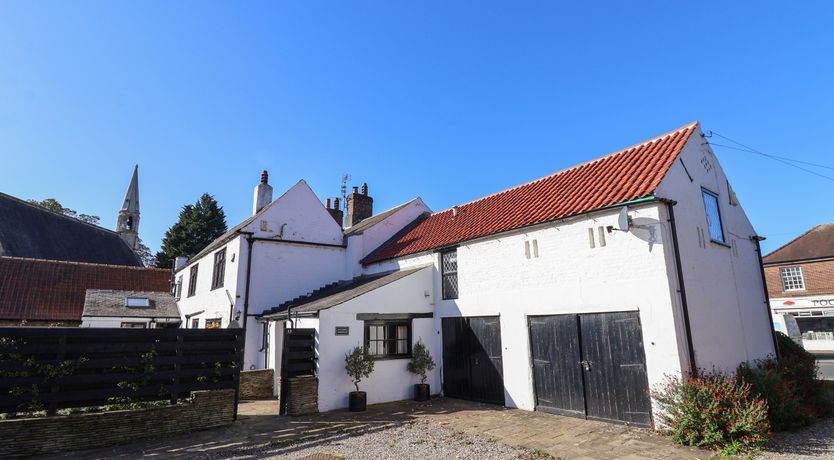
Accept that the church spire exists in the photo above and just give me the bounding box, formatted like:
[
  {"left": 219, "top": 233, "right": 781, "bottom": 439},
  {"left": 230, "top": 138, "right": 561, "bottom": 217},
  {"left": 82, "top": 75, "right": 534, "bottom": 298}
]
[{"left": 116, "top": 165, "right": 140, "bottom": 251}]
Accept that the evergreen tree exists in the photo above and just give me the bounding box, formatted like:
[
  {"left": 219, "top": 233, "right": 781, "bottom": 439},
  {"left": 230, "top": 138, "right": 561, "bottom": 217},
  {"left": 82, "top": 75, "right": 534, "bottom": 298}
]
[{"left": 155, "top": 193, "right": 228, "bottom": 268}]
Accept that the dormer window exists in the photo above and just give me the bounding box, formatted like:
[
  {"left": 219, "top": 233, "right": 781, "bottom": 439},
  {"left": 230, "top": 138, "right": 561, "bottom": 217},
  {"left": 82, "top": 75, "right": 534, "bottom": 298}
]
[{"left": 125, "top": 297, "right": 151, "bottom": 308}]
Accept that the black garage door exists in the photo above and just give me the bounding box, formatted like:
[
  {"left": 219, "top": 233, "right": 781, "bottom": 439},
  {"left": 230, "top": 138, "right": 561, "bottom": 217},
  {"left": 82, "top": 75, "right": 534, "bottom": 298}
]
[
  {"left": 529, "top": 311, "right": 651, "bottom": 426},
  {"left": 441, "top": 316, "right": 504, "bottom": 404}
]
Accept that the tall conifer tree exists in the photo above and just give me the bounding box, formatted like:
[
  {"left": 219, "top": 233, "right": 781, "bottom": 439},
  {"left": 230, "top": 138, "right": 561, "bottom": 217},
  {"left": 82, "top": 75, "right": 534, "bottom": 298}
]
[{"left": 155, "top": 193, "right": 228, "bottom": 268}]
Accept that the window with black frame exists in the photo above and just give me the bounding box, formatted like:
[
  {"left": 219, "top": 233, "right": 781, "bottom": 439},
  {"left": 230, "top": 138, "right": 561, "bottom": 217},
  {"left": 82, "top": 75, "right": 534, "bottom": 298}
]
[
  {"left": 364, "top": 321, "right": 411, "bottom": 358},
  {"left": 702, "top": 189, "right": 726, "bottom": 244},
  {"left": 211, "top": 248, "right": 226, "bottom": 290},
  {"left": 441, "top": 249, "right": 458, "bottom": 299},
  {"left": 187, "top": 264, "right": 198, "bottom": 297}
]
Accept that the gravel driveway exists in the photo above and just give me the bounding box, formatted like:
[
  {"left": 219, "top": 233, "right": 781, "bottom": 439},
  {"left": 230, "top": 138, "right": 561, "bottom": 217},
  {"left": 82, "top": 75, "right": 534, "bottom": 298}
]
[
  {"left": 760, "top": 416, "right": 834, "bottom": 459},
  {"left": 226, "top": 419, "right": 548, "bottom": 460}
]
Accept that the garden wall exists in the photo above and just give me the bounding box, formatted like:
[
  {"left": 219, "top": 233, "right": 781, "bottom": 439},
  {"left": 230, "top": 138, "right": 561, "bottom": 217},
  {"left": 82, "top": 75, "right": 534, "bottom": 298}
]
[
  {"left": 239, "top": 368, "right": 274, "bottom": 399},
  {"left": 0, "top": 389, "right": 235, "bottom": 458}
]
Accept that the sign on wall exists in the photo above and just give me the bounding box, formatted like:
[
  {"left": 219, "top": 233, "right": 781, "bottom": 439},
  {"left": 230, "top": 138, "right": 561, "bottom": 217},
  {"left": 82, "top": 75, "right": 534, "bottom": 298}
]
[{"left": 335, "top": 326, "right": 349, "bottom": 336}]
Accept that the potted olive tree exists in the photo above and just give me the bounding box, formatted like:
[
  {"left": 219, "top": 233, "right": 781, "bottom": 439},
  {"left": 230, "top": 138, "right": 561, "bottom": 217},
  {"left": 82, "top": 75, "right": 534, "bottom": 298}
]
[
  {"left": 345, "top": 345, "right": 375, "bottom": 411},
  {"left": 407, "top": 339, "right": 436, "bottom": 402}
]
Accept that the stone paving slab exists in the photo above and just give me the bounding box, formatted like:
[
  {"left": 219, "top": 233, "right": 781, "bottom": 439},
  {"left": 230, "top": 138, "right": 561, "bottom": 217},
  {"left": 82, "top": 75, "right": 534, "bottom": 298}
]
[{"left": 44, "top": 397, "right": 710, "bottom": 459}]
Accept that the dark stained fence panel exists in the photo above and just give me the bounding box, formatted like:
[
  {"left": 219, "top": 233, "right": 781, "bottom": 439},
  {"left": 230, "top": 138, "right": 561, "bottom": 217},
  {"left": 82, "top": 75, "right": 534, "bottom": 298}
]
[
  {"left": 0, "top": 327, "right": 244, "bottom": 415},
  {"left": 528, "top": 315, "right": 585, "bottom": 416}
]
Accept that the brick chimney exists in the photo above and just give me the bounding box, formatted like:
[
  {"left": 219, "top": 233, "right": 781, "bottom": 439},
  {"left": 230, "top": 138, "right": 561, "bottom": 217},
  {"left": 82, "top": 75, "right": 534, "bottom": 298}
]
[
  {"left": 325, "top": 197, "right": 343, "bottom": 227},
  {"left": 252, "top": 170, "right": 273, "bottom": 215},
  {"left": 346, "top": 183, "right": 373, "bottom": 227}
]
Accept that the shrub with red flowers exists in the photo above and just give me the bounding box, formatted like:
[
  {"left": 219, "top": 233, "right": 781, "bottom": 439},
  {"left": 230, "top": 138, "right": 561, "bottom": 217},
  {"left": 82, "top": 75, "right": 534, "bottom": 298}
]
[
  {"left": 736, "top": 332, "right": 833, "bottom": 431},
  {"left": 652, "top": 370, "right": 770, "bottom": 454}
]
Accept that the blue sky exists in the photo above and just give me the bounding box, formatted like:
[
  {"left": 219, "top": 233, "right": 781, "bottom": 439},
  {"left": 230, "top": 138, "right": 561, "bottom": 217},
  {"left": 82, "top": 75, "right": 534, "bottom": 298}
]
[{"left": 1, "top": 1, "right": 832, "bottom": 254}]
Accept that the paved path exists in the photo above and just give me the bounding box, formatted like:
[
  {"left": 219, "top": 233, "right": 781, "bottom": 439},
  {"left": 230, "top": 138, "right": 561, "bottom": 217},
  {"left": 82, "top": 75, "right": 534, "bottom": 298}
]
[{"left": 51, "top": 398, "right": 707, "bottom": 460}]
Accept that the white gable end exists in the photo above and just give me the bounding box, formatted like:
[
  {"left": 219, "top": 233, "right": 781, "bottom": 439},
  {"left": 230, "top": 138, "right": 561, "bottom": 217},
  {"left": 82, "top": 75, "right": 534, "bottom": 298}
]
[{"left": 242, "top": 180, "right": 343, "bottom": 245}]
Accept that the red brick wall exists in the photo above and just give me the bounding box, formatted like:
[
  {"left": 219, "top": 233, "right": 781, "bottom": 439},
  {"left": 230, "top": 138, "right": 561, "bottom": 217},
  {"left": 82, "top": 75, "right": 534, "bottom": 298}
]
[{"left": 765, "top": 259, "right": 834, "bottom": 298}]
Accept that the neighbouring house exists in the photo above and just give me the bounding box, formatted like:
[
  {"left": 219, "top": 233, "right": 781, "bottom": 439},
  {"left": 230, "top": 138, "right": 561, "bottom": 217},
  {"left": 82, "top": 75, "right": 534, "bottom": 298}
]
[
  {"left": 764, "top": 223, "right": 834, "bottom": 351},
  {"left": 81, "top": 289, "right": 181, "bottom": 328},
  {"left": 180, "top": 122, "right": 775, "bottom": 426},
  {"left": 0, "top": 166, "right": 169, "bottom": 327},
  {"left": 0, "top": 165, "right": 143, "bottom": 266},
  {"left": 0, "top": 257, "right": 171, "bottom": 327}
]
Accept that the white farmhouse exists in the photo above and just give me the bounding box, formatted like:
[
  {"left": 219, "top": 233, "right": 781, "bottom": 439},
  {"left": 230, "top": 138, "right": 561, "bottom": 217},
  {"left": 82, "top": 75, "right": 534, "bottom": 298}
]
[{"left": 181, "top": 122, "right": 776, "bottom": 426}]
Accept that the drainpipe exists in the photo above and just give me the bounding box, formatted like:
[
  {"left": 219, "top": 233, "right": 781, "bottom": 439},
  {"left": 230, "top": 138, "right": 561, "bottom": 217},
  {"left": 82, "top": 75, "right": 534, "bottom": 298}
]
[
  {"left": 242, "top": 232, "right": 255, "bottom": 335},
  {"left": 752, "top": 236, "right": 780, "bottom": 359},
  {"left": 663, "top": 200, "right": 698, "bottom": 375}
]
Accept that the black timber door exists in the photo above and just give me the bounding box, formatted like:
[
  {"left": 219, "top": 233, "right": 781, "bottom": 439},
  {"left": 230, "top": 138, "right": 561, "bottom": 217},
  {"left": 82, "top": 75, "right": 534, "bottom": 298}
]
[
  {"left": 442, "top": 316, "right": 504, "bottom": 404},
  {"left": 580, "top": 312, "right": 651, "bottom": 426},
  {"left": 527, "top": 312, "right": 652, "bottom": 426},
  {"left": 528, "top": 315, "right": 585, "bottom": 416}
]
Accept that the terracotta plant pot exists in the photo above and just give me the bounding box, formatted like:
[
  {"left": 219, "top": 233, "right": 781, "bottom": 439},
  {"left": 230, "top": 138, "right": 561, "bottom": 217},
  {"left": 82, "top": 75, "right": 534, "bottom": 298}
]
[
  {"left": 414, "top": 383, "right": 431, "bottom": 402},
  {"left": 349, "top": 391, "right": 367, "bottom": 412}
]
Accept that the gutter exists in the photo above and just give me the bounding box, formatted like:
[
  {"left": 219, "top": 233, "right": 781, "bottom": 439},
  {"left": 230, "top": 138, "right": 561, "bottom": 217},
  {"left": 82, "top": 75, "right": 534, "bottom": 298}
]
[
  {"left": 660, "top": 199, "right": 698, "bottom": 374},
  {"left": 752, "top": 236, "right": 781, "bottom": 359}
]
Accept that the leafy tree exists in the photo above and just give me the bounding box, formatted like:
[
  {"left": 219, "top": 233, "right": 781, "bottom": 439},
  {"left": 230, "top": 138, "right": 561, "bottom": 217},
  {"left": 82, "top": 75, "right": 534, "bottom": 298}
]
[
  {"left": 155, "top": 193, "right": 228, "bottom": 268},
  {"left": 407, "top": 340, "right": 436, "bottom": 384},
  {"left": 27, "top": 198, "right": 101, "bottom": 225}
]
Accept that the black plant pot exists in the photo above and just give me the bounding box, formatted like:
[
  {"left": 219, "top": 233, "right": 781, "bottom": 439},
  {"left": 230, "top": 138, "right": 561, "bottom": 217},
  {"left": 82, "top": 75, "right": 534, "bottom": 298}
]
[
  {"left": 414, "top": 383, "right": 431, "bottom": 402},
  {"left": 349, "top": 391, "right": 367, "bottom": 412}
]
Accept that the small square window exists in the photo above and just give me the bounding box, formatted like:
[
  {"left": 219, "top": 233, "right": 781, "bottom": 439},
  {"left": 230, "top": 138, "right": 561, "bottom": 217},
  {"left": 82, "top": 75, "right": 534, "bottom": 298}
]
[
  {"left": 364, "top": 320, "right": 411, "bottom": 358},
  {"left": 191, "top": 318, "right": 199, "bottom": 329},
  {"left": 780, "top": 266, "right": 805, "bottom": 291},
  {"left": 702, "top": 189, "right": 726, "bottom": 244}
]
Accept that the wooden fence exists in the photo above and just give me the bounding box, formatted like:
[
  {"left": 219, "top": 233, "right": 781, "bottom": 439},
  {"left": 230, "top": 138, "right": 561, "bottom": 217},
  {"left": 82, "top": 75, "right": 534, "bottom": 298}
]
[{"left": 0, "top": 327, "right": 244, "bottom": 415}]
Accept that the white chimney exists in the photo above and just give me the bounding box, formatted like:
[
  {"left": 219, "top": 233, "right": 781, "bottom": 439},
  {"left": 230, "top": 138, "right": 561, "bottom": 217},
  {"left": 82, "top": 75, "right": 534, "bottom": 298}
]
[
  {"left": 253, "top": 170, "right": 273, "bottom": 215},
  {"left": 174, "top": 256, "right": 188, "bottom": 271}
]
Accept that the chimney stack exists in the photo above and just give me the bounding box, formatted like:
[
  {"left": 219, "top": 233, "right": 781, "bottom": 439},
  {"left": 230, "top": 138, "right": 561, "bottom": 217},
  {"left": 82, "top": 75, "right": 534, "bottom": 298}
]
[
  {"left": 346, "top": 182, "right": 373, "bottom": 227},
  {"left": 325, "top": 197, "right": 343, "bottom": 227},
  {"left": 252, "top": 170, "right": 273, "bottom": 215}
]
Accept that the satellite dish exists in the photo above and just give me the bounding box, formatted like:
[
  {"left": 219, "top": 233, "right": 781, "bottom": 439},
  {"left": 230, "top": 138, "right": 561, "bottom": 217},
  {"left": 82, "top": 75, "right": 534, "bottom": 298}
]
[{"left": 617, "top": 206, "right": 631, "bottom": 232}]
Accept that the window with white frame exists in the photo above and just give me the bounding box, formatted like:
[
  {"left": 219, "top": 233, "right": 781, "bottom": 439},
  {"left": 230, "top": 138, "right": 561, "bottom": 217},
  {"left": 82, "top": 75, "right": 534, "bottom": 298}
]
[{"left": 780, "top": 266, "right": 805, "bottom": 291}]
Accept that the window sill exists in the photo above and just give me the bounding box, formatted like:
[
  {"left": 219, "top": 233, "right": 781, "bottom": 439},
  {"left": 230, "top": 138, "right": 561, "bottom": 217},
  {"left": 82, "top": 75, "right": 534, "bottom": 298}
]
[
  {"left": 371, "top": 355, "right": 412, "bottom": 361},
  {"left": 211, "top": 285, "right": 224, "bottom": 291},
  {"left": 710, "top": 240, "right": 731, "bottom": 249}
]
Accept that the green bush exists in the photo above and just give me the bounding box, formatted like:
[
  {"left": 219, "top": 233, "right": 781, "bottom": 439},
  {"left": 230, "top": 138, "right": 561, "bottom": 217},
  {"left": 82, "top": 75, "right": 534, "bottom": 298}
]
[
  {"left": 736, "top": 332, "right": 833, "bottom": 431},
  {"left": 345, "top": 346, "right": 375, "bottom": 392},
  {"left": 652, "top": 371, "right": 770, "bottom": 454},
  {"left": 407, "top": 340, "right": 436, "bottom": 384}
]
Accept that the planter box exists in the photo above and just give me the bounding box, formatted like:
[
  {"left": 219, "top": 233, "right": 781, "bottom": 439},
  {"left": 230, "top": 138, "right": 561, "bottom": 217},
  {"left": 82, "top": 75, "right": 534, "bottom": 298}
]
[{"left": 0, "top": 389, "right": 235, "bottom": 458}]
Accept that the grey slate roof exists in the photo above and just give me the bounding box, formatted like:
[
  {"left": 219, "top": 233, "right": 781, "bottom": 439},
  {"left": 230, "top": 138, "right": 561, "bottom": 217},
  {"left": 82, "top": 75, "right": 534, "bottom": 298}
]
[
  {"left": 343, "top": 199, "right": 418, "bottom": 236},
  {"left": 260, "top": 266, "right": 428, "bottom": 318},
  {"left": 0, "top": 192, "right": 141, "bottom": 266},
  {"left": 82, "top": 289, "right": 180, "bottom": 318}
]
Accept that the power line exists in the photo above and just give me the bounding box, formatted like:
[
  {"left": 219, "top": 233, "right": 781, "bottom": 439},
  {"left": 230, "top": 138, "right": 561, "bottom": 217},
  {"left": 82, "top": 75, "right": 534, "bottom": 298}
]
[{"left": 705, "top": 131, "right": 834, "bottom": 183}]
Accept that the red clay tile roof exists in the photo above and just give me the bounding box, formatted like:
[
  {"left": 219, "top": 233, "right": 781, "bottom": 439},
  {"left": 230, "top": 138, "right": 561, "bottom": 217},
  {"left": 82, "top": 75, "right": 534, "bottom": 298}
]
[
  {"left": 363, "top": 122, "right": 698, "bottom": 264},
  {"left": 0, "top": 256, "right": 171, "bottom": 322},
  {"left": 763, "top": 223, "right": 834, "bottom": 264}
]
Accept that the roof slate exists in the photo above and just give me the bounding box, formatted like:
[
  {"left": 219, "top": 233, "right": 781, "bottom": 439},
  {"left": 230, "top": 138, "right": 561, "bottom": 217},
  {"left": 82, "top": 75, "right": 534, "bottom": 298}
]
[
  {"left": 362, "top": 122, "right": 698, "bottom": 264},
  {"left": 260, "top": 266, "right": 428, "bottom": 318},
  {"left": 763, "top": 223, "right": 834, "bottom": 264},
  {"left": 0, "top": 192, "right": 141, "bottom": 266},
  {"left": 0, "top": 256, "right": 171, "bottom": 322},
  {"left": 82, "top": 289, "right": 180, "bottom": 319}
]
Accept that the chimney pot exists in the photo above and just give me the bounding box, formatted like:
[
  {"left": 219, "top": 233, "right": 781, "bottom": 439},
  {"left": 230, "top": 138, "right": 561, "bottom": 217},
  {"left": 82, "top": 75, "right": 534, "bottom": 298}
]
[
  {"left": 253, "top": 170, "right": 273, "bottom": 215},
  {"left": 333, "top": 197, "right": 340, "bottom": 209},
  {"left": 260, "top": 170, "right": 268, "bottom": 184},
  {"left": 325, "top": 198, "right": 331, "bottom": 209},
  {"left": 352, "top": 186, "right": 359, "bottom": 194},
  {"left": 361, "top": 183, "right": 368, "bottom": 195}
]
